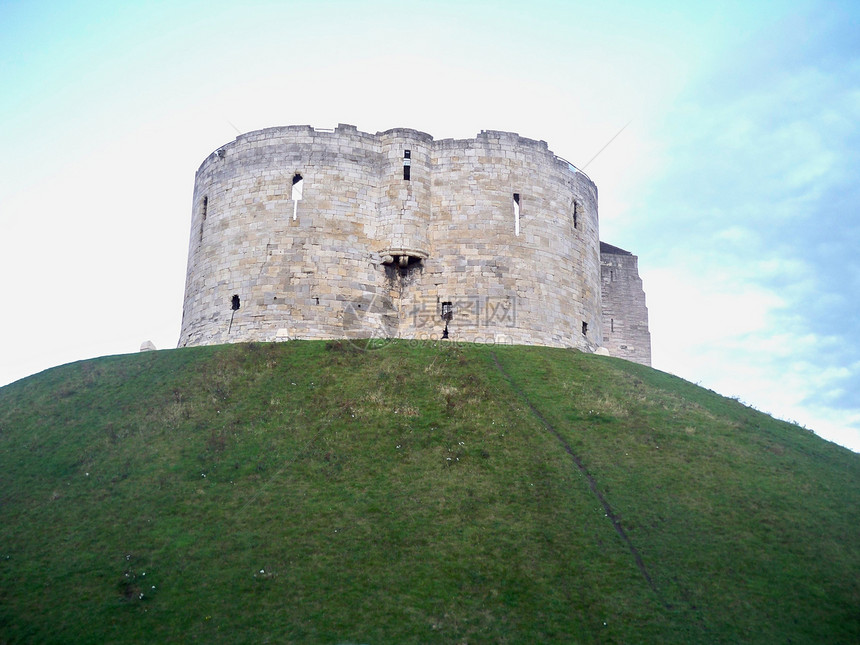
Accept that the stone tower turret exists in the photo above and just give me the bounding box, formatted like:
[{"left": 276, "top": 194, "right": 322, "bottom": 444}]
[{"left": 178, "top": 124, "right": 650, "bottom": 366}]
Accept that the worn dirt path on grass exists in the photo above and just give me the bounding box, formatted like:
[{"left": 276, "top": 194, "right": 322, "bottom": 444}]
[{"left": 491, "top": 351, "right": 669, "bottom": 608}]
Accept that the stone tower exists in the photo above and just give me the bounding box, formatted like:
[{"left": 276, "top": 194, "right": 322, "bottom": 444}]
[
  {"left": 178, "top": 123, "right": 650, "bottom": 365},
  {"left": 599, "top": 242, "right": 652, "bottom": 366}
]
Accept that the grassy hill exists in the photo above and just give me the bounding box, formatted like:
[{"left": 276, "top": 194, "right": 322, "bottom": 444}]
[{"left": 0, "top": 340, "right": 857, "bottom": 644}]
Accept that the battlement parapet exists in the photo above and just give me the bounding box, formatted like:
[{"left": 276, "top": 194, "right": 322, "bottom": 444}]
[{"left": 179, "top": 124, "right": 649, "bottom": 365}]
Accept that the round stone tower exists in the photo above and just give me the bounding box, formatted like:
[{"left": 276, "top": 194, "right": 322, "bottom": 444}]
[
  {"left": 377, "top": 128, "right": 432, "bottom": 266},
  {"left": 178, "top": 124, "right": 602, "bottom": 351}
]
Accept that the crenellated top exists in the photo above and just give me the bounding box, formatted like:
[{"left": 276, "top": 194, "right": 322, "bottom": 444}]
[{"left": 179, "top": 123, "right": 642, "bottom": 362}]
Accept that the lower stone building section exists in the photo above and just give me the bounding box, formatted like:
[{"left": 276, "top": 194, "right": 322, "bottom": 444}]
[{"left": 599, "top": 242, "right": 652, "bottom": 366}]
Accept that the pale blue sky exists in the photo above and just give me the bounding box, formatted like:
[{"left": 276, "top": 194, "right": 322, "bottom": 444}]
[{"left": 1, "top": 0, "right": 858, "bottom": 451}]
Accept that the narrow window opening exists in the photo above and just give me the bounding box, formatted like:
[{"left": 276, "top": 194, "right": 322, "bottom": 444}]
[
  {"left": 228, "top": 294, "right": 240, "bottom": 333},
  {"left": 403, "top": 150, "right": 411, "bottom": 181},
  {"left": 513, "top": 193, "right": 521, "bottom": 236},
  {"left": 441, "top": 301, "right": 453, "bottom": 339},
  {"left": 573, "top": 201, "right": 579, "bottom": 229},
  {"left": 199, "top": 195, "right": 208, "bottom": 243},
  {"left": 610, "top": 318, "right": 614, "bottom": 333},
  {"left": 581, "top": 321, "right": 588, "bottom": 336},
  {"left": 291, "top": 173, "right": 303, "bottom": 221}
]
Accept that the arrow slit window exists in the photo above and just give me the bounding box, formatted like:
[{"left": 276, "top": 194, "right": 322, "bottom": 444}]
[
  {"left": 291, "top": 173, "right": 303, "bottom": 220},
  {"left": 513, "top": 193, "right": 521, "bottom": 236},
  {"left": 199, "top": 195, "right": 208, "bottom": 243}
]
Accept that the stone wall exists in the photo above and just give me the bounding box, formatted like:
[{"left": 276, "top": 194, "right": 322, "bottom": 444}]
[
  {"left": 599, "top": 243, "right": 652, "bottom": 366},
  {"left": 178, "top": 124, "right": 608, "bottom": 353}
]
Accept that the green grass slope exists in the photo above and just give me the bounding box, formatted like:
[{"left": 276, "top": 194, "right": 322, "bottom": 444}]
[{"left": 0, "top": 341, "right": 857, "bottom": 644}]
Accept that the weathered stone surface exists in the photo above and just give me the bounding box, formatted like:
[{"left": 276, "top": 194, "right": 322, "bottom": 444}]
[
  {"left": 139, "top": 340, "right": 157, "bottom": 352},
  {"left": 599, "top": 242, "right": 652, "bottom": 366},
  {"left": 178, "top": 124, "right": 650, "bottom": 365}
]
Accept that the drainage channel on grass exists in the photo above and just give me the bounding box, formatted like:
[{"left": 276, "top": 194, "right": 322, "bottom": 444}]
[{"left": 490, "top": 351, "right": 669, "bottom": 608}]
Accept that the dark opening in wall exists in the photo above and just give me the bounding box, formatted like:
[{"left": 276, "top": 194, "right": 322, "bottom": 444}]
[
  {"left": 384, "top": 254, "right": 424, "bottom": 282},
  {"left": 610, "top": 318, "right": 614, "bottom": 333},
  {"left": 581, "top": 321, "right": 588, "bottom": 336},
  {"left": 228, "top": 294, "right": 241, "bottom": 334},
  {"left": 573, "top": 201, "right": 579, "bottom": 229},
  {"left": 199, "top": 195, "right": 208, "bottom": 243},
  {"left": 403, "top": 150, "right": 411, "bottom": 180},
  {"left": 441, "top": 301, "right": 453, "bottom": 339}
]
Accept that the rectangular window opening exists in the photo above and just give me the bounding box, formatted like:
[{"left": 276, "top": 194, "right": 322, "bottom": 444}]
[
  {"left": 292, "top": 173, "right": 303, "bottom": 220},
  {"left": 610, "top": 318, "right": 614, "bottom": 332},
  {"left": 441, "top": 301, "right": 453, "bottom": 321},
  {"left": 403, "top": 150, "right": 411, "bottom": 181},
  {"left": 573, "top": 201, "right": 579, "bottom": 229},
  {"left": 228, "top": 294, "right": 240, "bottom": 334},
  {"left": 291, "top": 173, "right": 304, "bottom": 199},
  {"left": 199, "top": 195, "right": 208, "bottom": 243},
  {"left": 513, "top": 193, "right": 521, "bottom": 236},
  {"left": 581, "top": 321, "right": 588, "bottom": 336}
]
